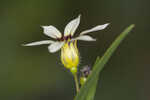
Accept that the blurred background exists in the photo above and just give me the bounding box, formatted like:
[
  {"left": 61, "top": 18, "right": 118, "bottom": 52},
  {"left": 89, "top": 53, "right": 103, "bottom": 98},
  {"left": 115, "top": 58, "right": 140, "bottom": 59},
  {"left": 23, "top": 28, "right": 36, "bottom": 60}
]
[{"left": 0, "top": 0, "right": 149, "bottom": 100}]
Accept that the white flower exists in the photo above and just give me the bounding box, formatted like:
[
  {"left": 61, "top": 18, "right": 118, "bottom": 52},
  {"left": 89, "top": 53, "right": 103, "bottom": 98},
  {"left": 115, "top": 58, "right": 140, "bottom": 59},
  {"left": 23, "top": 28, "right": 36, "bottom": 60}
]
[{"left": 23, "top": 14, "right": 109, "bottom": 53}]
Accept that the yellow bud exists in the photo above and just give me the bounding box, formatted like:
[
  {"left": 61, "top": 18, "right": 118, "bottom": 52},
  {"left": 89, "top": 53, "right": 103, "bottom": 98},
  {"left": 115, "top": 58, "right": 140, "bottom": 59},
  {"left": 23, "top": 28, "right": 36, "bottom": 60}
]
[
  {"left": 80, "top": 77, "right": 87, "bottom": 85},
  {"left": 61, "top": 40, "right": 79, "bottom": 69}
]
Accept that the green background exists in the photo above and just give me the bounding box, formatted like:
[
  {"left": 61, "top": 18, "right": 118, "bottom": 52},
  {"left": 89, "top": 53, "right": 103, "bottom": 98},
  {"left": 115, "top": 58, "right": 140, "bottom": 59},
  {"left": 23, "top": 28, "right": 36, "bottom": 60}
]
[{"left": 0, "top": 0, "right": 149, "bottom": 100}]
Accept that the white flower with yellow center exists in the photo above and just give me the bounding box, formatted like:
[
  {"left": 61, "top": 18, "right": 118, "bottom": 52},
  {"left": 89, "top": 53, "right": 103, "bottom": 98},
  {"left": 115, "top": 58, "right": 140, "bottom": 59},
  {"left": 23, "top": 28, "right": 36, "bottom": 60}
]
[{"left": 23, "top": 14, "right": 109, "bottom": 72}]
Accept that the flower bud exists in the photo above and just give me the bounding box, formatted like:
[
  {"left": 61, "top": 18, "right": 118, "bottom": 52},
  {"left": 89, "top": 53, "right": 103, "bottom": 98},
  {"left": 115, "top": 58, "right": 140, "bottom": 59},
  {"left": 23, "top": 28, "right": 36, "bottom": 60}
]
[
  {"left": 80, "top": 65, "right": 91, "bottom": 85},
  {"left": 61, "top": 40, "right": 79, "bottom": 70},
  {"left": 80, "top": 77, "right": 87, "bottom": 85}
]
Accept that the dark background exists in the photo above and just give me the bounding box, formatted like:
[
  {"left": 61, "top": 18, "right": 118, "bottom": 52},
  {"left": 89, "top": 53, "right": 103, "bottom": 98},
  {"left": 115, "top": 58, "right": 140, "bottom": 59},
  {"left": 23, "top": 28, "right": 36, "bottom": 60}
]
[{"left": 0, "top": 0, "right": 149, "bottom": 100}]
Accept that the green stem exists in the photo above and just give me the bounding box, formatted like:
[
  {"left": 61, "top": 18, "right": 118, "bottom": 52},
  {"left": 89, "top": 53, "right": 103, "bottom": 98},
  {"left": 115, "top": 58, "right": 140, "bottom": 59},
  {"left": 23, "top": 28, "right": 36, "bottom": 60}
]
[{"left": 74, "top": 74, "right": 80, "bottom": 93}]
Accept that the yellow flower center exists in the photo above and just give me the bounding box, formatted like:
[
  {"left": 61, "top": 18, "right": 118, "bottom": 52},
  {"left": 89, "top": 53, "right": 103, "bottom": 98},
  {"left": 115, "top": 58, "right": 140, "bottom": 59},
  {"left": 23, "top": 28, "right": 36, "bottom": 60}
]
[{"left": 61, "top": 40, "right": 79, "bottom": 69}]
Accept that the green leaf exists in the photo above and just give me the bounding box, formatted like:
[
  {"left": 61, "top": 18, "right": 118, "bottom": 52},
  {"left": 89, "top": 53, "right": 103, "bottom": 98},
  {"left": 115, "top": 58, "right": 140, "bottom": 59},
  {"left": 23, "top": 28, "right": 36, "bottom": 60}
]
[
  {"left": 75, "top": 24, "right": 135, "bottom": 100},
  {"left": 84, "top": 56, "right": 100, "bottom": 100}
]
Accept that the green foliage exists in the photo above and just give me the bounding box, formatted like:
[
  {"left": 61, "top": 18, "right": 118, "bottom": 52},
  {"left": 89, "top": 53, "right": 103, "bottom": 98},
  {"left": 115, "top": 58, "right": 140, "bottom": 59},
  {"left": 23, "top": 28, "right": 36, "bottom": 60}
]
[{"left": 75, "top": 24, "right": 135, "bottom": 100}]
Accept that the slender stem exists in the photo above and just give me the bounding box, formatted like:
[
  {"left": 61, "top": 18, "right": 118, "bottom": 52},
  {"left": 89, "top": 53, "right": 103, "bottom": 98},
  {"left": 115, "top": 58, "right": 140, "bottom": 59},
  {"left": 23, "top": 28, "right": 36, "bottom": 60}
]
[{"left": 74, "top": 74, "right": 80, "bottom": 92}]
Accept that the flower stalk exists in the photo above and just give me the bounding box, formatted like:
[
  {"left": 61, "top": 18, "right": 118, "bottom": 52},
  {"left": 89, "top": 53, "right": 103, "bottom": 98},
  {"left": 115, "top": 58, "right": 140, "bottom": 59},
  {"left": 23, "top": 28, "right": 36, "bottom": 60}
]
[{"left": 74, "top": 73, "right": 80, "bottom": 93}]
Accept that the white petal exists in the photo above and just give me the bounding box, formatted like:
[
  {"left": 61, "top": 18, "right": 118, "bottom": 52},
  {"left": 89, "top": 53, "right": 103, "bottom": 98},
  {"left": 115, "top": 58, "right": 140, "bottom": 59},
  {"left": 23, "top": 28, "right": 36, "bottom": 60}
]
[
  {"left": 22, "top": 40, "right": 54, "bottom": 46},
  {"left": 74, "top": 35, "right": 96, "bottom": 41},
  {"left": 80, "top": 23, "right": 109, "bottom": 35},
  {"left": 48, "top": 42, "right": 64, "bottom": 53},
  {"left": 64, "top": 14, "right": 81, "bottom": 37},
  {"left": 42, "top": 25, "right": 62, "bottom": 39}
]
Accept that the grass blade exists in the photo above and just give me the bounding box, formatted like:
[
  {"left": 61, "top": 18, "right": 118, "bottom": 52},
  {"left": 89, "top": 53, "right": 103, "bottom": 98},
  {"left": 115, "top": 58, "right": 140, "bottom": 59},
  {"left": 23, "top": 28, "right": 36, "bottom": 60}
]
[{"left": 75, "top": 24, "right": 135, "bottom": 100}]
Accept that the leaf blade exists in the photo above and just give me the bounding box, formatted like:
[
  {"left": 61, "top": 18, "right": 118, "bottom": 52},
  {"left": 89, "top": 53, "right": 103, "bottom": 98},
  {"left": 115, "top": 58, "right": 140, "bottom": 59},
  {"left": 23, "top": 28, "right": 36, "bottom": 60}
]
[{"left": 75, "top": 24, "right": 135, "bottom": 100}]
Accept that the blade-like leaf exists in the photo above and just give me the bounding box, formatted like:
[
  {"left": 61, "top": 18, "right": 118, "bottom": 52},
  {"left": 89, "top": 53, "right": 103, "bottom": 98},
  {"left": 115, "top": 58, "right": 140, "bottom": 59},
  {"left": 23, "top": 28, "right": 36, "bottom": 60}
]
[
  {"left": 75, "top": 24, "right": 135, "bottom": 100},
  {"left": 85, "top": 57, "right": 100, "bottom": 100}
]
